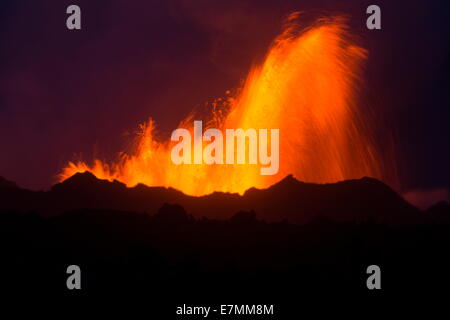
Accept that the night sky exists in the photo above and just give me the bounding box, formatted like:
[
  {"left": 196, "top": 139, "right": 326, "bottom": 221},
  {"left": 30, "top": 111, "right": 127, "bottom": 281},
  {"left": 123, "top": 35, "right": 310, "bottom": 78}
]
[{"left": 0, "top": 0, "right": 449, "bottom": 202}]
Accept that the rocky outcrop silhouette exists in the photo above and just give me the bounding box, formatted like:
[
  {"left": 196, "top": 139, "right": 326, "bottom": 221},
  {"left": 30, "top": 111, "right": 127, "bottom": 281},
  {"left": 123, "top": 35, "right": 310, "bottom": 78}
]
[
  {"left": 0, "top": 172, "right": 441, "bottom": 224},
  {"left": 0, "top": 172, "right": 449, "bottom": 301}
]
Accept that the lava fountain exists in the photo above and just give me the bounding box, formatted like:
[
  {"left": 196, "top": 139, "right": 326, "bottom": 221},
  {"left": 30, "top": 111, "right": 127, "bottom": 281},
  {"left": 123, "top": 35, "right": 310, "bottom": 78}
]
[{"left": 60, "top": 15, "right": 384, "bottom": 196}]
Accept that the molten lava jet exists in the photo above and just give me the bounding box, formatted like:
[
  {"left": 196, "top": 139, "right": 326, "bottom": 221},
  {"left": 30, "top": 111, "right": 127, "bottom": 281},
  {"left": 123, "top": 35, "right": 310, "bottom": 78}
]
[{"left": 60, "top": 15, "right": 385, "bottom": 196}]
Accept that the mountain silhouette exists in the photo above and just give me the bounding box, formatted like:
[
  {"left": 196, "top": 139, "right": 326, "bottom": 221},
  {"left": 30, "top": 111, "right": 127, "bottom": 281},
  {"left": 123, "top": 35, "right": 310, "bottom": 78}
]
[
  {"left": 1, "top": 171, "right": 450, "bottom": 302},
  {"left": 0, "top": 171, "right": 436, "bottom": 224},
  {"left": 0, "top": 176, "right": 18, "bottom": 189}
]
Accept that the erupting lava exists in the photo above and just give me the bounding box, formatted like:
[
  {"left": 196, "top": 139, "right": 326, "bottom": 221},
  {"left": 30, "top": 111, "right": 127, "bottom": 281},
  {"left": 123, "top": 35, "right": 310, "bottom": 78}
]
[{"left": 60, "top": 15, "right": 383, "bottom": 196}]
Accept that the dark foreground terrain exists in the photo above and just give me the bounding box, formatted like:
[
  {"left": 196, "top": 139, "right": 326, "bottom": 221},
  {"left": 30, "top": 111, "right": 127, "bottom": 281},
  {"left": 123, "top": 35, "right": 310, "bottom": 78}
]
[{"left": 1, "top": 173, "right": 449, "bottom": 314}]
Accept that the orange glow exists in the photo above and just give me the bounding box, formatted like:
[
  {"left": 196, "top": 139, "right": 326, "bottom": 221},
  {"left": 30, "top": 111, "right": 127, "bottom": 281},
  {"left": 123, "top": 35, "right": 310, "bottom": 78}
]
[{"left": 60, "top": 15, "right": 383, "bottom": 196}]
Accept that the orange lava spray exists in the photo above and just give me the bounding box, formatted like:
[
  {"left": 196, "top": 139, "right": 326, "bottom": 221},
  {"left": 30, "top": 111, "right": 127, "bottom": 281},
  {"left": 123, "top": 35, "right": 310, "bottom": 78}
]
[{"left": 60, "top": 15, "right": 383, "bottom": 196}]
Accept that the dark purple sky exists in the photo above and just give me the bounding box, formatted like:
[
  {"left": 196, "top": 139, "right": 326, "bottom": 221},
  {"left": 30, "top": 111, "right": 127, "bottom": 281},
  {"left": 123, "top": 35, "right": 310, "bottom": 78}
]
[{"left": 0, "top": 0, "right": 449, "bottom": 196}]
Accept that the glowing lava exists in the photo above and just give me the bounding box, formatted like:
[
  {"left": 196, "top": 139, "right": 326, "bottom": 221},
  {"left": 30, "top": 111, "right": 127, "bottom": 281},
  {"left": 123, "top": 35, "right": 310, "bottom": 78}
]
[{"left": 60, "top": 15, "right": 383, "bottom": 196}]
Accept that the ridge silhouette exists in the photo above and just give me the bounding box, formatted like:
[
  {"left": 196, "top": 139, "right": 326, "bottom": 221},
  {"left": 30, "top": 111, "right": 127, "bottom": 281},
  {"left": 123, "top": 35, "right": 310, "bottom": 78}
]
[
  {"left": 0, "top": 172, "right": 449, "bottom": 303},
  {"left": 0, "top": 171, "right": 432, "bottom": 224}
]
